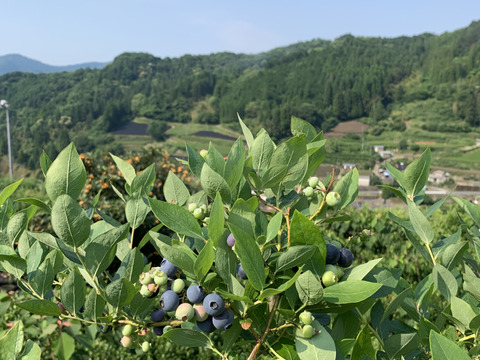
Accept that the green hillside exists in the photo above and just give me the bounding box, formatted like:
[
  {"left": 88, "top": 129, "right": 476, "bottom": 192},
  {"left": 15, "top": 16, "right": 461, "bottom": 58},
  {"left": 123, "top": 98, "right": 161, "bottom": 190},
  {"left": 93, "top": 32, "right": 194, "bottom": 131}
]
[{"left": 0, "top": 21, "right": 479, "bottom": 168}]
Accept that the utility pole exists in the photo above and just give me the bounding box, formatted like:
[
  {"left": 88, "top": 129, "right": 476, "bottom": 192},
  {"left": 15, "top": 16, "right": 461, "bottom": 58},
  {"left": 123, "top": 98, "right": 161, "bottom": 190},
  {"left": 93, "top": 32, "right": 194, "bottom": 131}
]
[{"left": 0, "top": 100, "right": 13, "bottom": 178}]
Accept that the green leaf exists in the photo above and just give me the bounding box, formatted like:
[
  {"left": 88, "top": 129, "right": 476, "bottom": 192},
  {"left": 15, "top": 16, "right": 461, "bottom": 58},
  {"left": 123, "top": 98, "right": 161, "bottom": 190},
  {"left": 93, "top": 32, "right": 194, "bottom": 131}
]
[
  {"left": 45, "top": 143, "right": 86, "bottom": 202},
  {"left": 84, "top": 290, "right": 105, "bottom": 321},
  {"left": 16, "top": 299, "right": 61, "bottom": 316},
  {"left": 276, "top": 245, "right": 317, "bottom": 273},
  {"left": 237, "top": 113, "right": 255, "bottom": 149},
  {"left": 114, "top": 248, "right": 145, "bottom": 283},
  {"left": 40, "top": 150, "right": 52, "bottom": 177},
  {"left": 194, "top": 239, "right": 215, "bottom": 283},
  {"left": 228, "top": 222, "right": 265, "bottom": 291},
  {"left": 110, "top": 153, "right": 136, "bottom": 186},
  {"left": 228, "top": 199, "right": 257, "bottom": 240},
  {"left": 15, "top": 198, "right": 51, "bottom": 214},
  {"left": 262, "top": 135, "right": 307, "bottom": 189},
  {"left": 131, "top": 164, "right": 156, "bottom": 195},
  {"left": 207, "top": 193, "right": 225, "bottom": 248},
  {"left": 273, "top": 340, "right": 301, "bottom": 360},
  {"left": 0, "top": 245, "right": 26, "bottom": 278},
  {"left": 295, "top": 271, "right": 324, "bottom": 305},
  {"left": 53, "top": 332, "right": 75, "bottom": 360},
  {"left": 186, "top": 144, "right": 205, "bottom": 178},
  {"left": 451, "top": 296, "right": 477, "bottom": 331},
  {"left": 129, "top": 293, "right": 155, "bottom": 318},
  {"left": 385, "top": 162, "right": 405, "bottom": 189},
  {"left": 149, "top": 198, "right": 204, "bottom": 240},
  {"left": 125, "top": 191, "right": 150, "bottom": 229},
  {"left": 60, "top": 267, "right": 86, "bottom": 316},
  {"left": 163, "top": 328, "right": 212, "bottom": 348},
  {"left": 200, "top": 163, "right": 231, "bottom": 204},
  {"left": 0, "top": 321, "right": 24, "bottom": 359},
  {"left": 259, "top": 267, "right": 303, "bottom": 300},
  {"left": 85, "top": 223, "right": 129, "bottom": 277},
  {"left": 6, "top": 210, "right": 28, "bottom": 245},
  {"left": 215, "top": 232, "right": 237, "bottom": 287},
  {"left": 403, "top": 148, "right": 431, "bottom": 200},
  {"left": 381, "top": 287, "right": 411, "bottom": 322},
  {"left": 224, "top": 137, "right": 246, "bottom": 190},
  {"left": 51, "top": 194, "right": 91, "bottom": 248},
  {"left": 323, "top": 280, "right": 382, "bottom": 304},
  {"left": 266, "top": 211, "right": 283, "bottom": 242},
  {"left": 291, "top": 116, "right": 317, "bottom": 143},
  {"left": 30, "top": 254, "right": 57, "bottom": 297},
  {"left": 251, "top": 129, "right": 276, "bottom": 177},
  {"left": 205, "top": 142, "right": 226, "bottom": 175},
  {"left": 149, "top": 232, "right": 196, "bottom": 276},
  {"left": 105, "top": 278, "right": 137, "bottom": 309},
  {"left": 433, "top": 264, "right": 457, "bottom": 302},
  {"left": 163, "top": 171, "right": 190, "bottom": 206},
  {"left": 0, "top": 178, "right": 23, "bottom": 207},
  {"left": 351, "top": 325, "right": 375, "bottom": 360},
  {"left": 407, "top": 199, "right": 434, "bottom": 244},
  {"left": 333, "top": 168, "right": 359, "bottom": 209},
  {"left": 429, "top": 330, "right": 470, "bottom": 360},
  {"left": 18, "top": 339, "right": 42, "bottom": 360},
  {"left": 295, "top": 320, "right": 336, "bottom": 360},
  {"left": 452, "top": 196, "right": 480, "bottom": 228},
  {"left": 342, "top": 258, "right": 383, "bottom": 281}
]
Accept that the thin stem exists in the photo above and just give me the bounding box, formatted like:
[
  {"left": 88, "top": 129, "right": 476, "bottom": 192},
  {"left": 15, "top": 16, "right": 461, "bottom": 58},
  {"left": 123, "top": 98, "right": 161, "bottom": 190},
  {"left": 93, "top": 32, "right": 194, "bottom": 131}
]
[
  {"left": 129, "top": 227, "right": 135, "bottom": 249},
  {"left": 73, "top": 246, "right": 105, "bottom": 299},
  {"left": 60, "top": 314, "right": 99, "bottom": 325},
  {"left": 426, "top": 243, "right": 437, "bottom": 266},
  {"left": 285, "top": 208, "right": 292, "bottom": 248},
  {"left": 256, "top": 192, "right": 282, "bottom": 213},
  {"left": 265, "top": 341, "right": 286, "bottom": 360},
  {"left": 268, "top": 323, "right": 295, "bottom": 332},
  {"left": 458, "top": 334, "right": 476, "bottom": 342},
  {"left": 309, "top": 168, "right": 336, "bottom": 221},
  {"left": 247, "top": 296, "right": 281, "bottom": 360},
  {"left": 356, "top": 308, "right": 385, "bottom": 350}
]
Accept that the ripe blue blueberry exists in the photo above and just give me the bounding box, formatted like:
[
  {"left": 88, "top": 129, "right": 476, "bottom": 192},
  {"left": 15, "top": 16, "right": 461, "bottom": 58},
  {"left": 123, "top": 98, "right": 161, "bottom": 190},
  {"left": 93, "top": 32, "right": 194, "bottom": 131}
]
[
  {"left": 337, "top": 248, "right": 354, "bottom": 268},
  {"left": 187, "top": 285, "right": 205, "bottom": 303},
  {"left": 196, "top": 317, "right": 215, "bottom": 333},
  {"left": 203, "top": 293, "right": 225, "bottom": 316},
  {"left": 153, "top": 327, "right": 163, "bottom": 336},
  {"left": 236, "top": 263, "right": 247, "bottom": 280},
  {"left": 160, "top": 259, "right": 178, "bottom": 277},
  {"left": 212, "top": 309, "right": 234, "bottom": 330},
  {"left": 160, "top": 290, "right": 180, "bottom": 311},
  {"left": 326, "top": 243, "right": 340, "bottom": 265},
  {"left": 151, "top": 309, "right": 165, "bottom": 322},
  {"left": 226, "top": 233, "right": 235, "bottom": 247}
]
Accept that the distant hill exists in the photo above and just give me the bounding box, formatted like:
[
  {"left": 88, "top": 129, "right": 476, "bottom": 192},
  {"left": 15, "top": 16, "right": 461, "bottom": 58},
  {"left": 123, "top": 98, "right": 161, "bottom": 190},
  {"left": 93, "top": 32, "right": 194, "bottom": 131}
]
[
  {"left": 0, "top": 54, "right": 108, "bottom": 75},
  {"left": 0, "top": 20, "right": 479, "bottom": 168}
]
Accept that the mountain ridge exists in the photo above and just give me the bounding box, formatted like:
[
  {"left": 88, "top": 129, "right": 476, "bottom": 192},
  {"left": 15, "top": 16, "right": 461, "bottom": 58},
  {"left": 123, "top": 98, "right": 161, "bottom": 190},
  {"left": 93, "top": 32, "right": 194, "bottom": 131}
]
[{"left": 0, "top": 54, "right": 108, "bottom": 75}]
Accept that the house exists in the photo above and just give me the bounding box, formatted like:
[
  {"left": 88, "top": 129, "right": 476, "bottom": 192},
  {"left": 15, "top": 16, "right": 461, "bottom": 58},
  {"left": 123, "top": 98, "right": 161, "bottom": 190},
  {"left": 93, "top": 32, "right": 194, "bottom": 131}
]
[
  {"left": 359, "top": 175, "right": 370, "bottom": 187},
  {"left": 379, "top": 151, "right": 394, "bottom": 159},
  {"left": 395, "top": 162, "right": 407, "bottom": 171},
  {"left": 343, "top": 163, "right": 356, "bottom": 170},
  {"left": 429, "top": 170, "right": 449, "bottom": 184},
  {"left": 374, "top": 145, "right": 385, "bottom": 153}
]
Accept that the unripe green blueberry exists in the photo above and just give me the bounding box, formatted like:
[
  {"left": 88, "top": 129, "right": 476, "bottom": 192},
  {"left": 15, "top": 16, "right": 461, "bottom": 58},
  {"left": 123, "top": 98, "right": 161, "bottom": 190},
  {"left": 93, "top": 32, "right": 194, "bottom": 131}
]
[
  {"left": 175, "top": 303, "right": 195, "bottom": 321},
  {"left": 324, "top": 264, "right": 344, "bottom": 279},
  {"left": 325, "top": 191, "right": 341, "bottom": 206},
  {"left": 141, "top": 341, "right": 150, "bottom": 352},
  {"left": 299, "top": 311, "right": 314, "bottom": 325},
  {"left": 203, "top": 217, "right": 210, "bottom": 225},
  {"left": 200, "top": 204, "right": 208, "bottom": 214},
  {"left": 308, "top": 176, "right": 319, "bottom": 188},
  {"left": 303, "top": 186, "right": 314, "bottom": 198},
  {"left": 193, "top": 208, "right": 205, "bottom": 220},
  {"left": 302, "top": 324, "right": 315, "bottom": 339},
  {"left": 120, "top": 335, "right": 133, "bottom": 348},
  {"left": 188, "top": 203, "right": 198, "bottom": 213},
  {"left": 330, "top": 240, "right": 342, "bottom": 249},
  {"left": 122, "top": 324, "right": 134, "bottom": 337},
  {"left": 140, "top": 272, "right": 153, "bottom": 285},
  {"left": 154, "top": 271, "right": 168, "bottom": 286},
  {"left": 193, "top": 304, "right": 209, "bottom": 322},
  {"left": 140, "top": 284, "right": 154, "bottom": 297},
  {"left": 199, "top": 149, "right": 208, "bottom": 159},
  {"left": 172, "top": 279, "right": 186, "bottom": 294},
  {"left": 322, "top": 270, "right": 338, "bottom": 287}
]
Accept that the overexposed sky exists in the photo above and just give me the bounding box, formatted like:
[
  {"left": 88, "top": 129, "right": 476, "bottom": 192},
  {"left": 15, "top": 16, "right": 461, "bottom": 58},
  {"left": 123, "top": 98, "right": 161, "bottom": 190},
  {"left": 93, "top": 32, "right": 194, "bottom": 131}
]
[{"left": 1, "top": 0, "right": 479, "bottom": 65}]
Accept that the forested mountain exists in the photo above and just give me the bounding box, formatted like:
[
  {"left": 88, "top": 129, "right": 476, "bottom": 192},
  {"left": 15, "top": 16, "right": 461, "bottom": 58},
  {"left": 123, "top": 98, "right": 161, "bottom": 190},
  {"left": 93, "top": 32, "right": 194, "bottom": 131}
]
[
  {"left": 0, "top": 21, "right": 479, "bottom": 168},
  {"left": 0, "top": 54, "right": 107, "bottom": 75}
]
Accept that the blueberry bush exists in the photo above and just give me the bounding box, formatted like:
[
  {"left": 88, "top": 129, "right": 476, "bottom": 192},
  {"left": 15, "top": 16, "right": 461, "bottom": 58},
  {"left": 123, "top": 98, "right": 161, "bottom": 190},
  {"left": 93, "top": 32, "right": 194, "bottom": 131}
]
[{"left": 0, "top": 115, "right": 479, "bottom": 359}]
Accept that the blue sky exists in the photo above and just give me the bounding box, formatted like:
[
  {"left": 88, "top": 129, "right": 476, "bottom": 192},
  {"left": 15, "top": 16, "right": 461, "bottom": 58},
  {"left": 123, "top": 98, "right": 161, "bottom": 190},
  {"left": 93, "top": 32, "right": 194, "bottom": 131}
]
[{"left": 1, "top": 0, "right": 479, "bottom": 65}]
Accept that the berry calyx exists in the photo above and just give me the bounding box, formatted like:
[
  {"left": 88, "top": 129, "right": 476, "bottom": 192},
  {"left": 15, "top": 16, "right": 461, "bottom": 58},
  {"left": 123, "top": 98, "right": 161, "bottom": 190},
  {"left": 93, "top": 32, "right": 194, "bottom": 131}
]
[{"left": 326, "top": 191, "right": 341, "bottom": 206}]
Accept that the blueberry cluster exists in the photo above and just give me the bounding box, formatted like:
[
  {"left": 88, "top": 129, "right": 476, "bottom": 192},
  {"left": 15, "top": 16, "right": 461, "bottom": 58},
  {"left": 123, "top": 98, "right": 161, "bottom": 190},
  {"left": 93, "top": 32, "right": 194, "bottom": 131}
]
[
  {"left": 322, "top": 243, "right": 354, "bottom": 287},
  {"left": 302, "top": 176, "right": 322, "bottom": 200},
  {"left": 143, "top": 259, "right": 234, "bottom": 336},
  {"left": 119, "top": 324, "right": 151, "bottom": 355},
  {"left": 188, "top": 202, "right": 210, "bottom": 224},
  {"left": 298, "top": 311, "right": 317, "bottom": 339}
]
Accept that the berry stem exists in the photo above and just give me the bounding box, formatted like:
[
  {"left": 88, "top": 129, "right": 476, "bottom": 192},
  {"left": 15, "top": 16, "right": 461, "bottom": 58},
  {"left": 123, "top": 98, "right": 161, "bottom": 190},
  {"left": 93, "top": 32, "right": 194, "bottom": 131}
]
[
  {"left": 309, "top": 168, "right": 336, "bottom": 221},
  {"left": 247, "top": 295, "right": 280, "bottom": 360}
]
